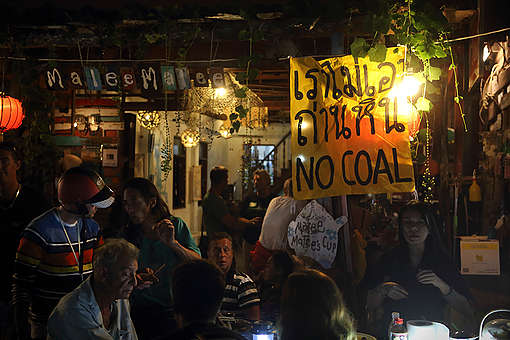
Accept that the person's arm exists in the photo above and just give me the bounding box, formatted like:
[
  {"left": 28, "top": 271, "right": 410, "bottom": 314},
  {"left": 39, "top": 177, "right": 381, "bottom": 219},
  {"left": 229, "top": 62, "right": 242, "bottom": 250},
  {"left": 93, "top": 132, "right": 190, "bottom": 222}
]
[
  {"left": 47, "top": 309, "right": 115, "bottom": 340},
  {"left": 221, "top": 213, "right": 261, "bottom": 232},
  {"left": 12, "top": 228, "right": 44, "bottom": 340},
  {"left": 238, "top": 275, "right": 261, "bottom": 321},
  {"left": 153, "top": 219, "right": 200, "bottom": 261},
  {"left": 416, "top": 270, "right": 473, "bottom": 316}
]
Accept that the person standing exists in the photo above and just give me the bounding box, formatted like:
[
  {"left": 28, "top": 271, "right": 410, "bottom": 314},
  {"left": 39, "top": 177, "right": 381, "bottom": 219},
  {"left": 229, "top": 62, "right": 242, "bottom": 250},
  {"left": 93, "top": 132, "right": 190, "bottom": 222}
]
[
  {"left": 121, "top": 178, "right": 200, "bottom": 340},
  {"left": 0, "top": 142, "right": 49, "bottom": 337},
  {"left": 12, "top": 166, "right": 114, "bottom": 340},
  {"left": 239, "top": 169, "right": 276, "bottom": 245}
]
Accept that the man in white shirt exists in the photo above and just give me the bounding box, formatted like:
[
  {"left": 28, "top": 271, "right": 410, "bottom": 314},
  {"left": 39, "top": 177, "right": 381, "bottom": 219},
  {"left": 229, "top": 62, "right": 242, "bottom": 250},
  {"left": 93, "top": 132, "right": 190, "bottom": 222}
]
[{"left": 47, "top": 239, "right": 139, "bottom": 340}]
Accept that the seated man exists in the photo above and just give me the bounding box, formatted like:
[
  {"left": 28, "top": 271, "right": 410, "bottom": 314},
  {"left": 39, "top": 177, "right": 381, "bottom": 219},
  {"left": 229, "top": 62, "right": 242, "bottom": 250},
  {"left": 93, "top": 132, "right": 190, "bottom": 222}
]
[
  {"left": 47, "top": 239, "right": 139, "bottom": 340},
  {"left": 159, "top": 260, "right": 245, "bottom": 340},
  {"left": 207, "top": 232, "right": 260, "bottom": 320}
]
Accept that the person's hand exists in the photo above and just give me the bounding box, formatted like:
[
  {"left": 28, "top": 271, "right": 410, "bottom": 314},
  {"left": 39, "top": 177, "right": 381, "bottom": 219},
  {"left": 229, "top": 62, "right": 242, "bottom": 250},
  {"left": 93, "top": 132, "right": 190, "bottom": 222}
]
[
  {"left": 381, "top": 281, "right": 409, "bottom": 300},
  {"left": 416, "top": 270, "right": 450, "bottom": 295},
  {"left": 250, "top": 216, "right": 263, "bottom": 226},
  {"left": 136, "top": 268, "right": 159, "bottom": 289},
  {"left": 153, "top": 219, "right": 176, "bottom": 247}
]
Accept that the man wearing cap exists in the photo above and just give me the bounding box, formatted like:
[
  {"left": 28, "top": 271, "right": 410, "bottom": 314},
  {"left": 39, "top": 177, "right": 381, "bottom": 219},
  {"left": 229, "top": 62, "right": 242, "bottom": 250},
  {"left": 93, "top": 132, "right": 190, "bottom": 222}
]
[{"left": 12, "top": 166, "right": 115, "bottom": 340}]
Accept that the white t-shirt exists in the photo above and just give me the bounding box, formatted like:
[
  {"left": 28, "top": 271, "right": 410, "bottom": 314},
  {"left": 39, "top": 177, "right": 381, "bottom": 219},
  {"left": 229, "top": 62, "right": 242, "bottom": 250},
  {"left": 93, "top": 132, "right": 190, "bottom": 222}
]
[{"left": 259, "top": 196, "right": 307, "bottom": 250}]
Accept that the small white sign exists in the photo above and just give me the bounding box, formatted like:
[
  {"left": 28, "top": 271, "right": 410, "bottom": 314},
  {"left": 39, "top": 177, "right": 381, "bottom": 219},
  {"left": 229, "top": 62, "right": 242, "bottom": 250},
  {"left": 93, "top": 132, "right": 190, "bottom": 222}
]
[
  {"left": 102, "top": 148, "right": 118, "bottom": 167},
  {"left": 288, "top": 200, "right": 347, "bottom": 269}
]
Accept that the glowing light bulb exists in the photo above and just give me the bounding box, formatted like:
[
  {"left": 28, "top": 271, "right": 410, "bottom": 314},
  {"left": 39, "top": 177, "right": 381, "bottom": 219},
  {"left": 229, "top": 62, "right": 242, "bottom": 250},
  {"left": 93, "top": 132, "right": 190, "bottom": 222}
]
[
  {"left": 73, "top": 122, "right": 78, "bottom": 128},
  {"left": 483, "top": 44, "right": 490, "bottom": 62},
  {"left": 389, "top": 74, "right": 422, "bottom": 98},
  {"left": 214, "top": 87, "right": 227, "bottom": 97}
]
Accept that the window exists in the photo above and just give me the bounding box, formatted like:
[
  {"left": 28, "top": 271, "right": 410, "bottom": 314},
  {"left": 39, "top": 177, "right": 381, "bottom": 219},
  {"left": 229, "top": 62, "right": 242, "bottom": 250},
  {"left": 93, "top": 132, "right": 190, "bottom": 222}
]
[
  {"left": 244, "top": 144, "right": 276, "bottom": 182},
  {"left": 173, "top": 137, "right": 186, "bottom": 209}
]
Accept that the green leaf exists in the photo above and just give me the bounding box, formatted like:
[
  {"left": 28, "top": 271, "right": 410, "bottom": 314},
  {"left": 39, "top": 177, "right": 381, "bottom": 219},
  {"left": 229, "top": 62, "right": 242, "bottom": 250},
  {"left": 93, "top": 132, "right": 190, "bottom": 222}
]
[
  {"left": 426, "top": 82, "right": 441, "bottom": 95},
  {"left": 238, "top": 29, "right": 250, "bottom": 41},
  {"left": 233, "top": 120, "right": 241, "bottom": 132},
  {"left": 350, "top": 38, "right": 369, "bottom": 58},
  {"left": 416, "top": 97, "right": 432, "bottom": 112},
  {"left": 230, "top": 127, "right": 235, "bottom": 134},
  {"left": 236, "top": 72, "right": 248, "bottom": 83},
  {"left": 235, "top": 105, "right": 249, "bottom": 115},
  {"left": 234, "top": 87, "right": 248, "bottom": 98},
  {"left": 429, "top": 66, "right": 442, "bottom": 81},
  {"left": 454, "top": 96, "right": 463, "bottom": 103},
  {"left": 435, "top": 48, "right": 447, "bottom": 58},
  {"left": 368, "top": 44, "right": 387, "bottom": 62},
  {"left": 247, "top": 68, "right": 259, "bottom": 81},
  {"left": 229, "top": 113, "right": 239, "bottom": 121}
]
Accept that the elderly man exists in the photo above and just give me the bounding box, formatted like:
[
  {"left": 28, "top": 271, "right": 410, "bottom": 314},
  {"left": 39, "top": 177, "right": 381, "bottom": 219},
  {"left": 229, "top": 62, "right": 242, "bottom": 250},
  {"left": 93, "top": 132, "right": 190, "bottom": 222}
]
[
  {"left": 207, "top": 232, "right": 260, "bottom": 321},
  {"left": 47, "top": 238, "right": 139, "bottom": 340},
  {"left": 159, "top": 260, "right": 245, "bottom": 340}
]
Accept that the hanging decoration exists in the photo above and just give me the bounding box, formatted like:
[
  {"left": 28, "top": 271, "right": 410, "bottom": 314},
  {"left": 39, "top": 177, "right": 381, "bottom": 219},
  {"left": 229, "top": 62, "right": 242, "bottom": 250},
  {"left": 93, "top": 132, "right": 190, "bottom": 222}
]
[
  {"left": 185, "top": 72, "right": 268, "bottom": 129},
  {"left": 181, "top": 128, "right": 200, "bottom": 148},
  {"left": 420, "top": 113, "right": 435, "bottom": 203},
  {"left": 137, "top": 110, "right": 161, "bottom": 130},
  {"left": 218, "top": 122, "right": 232, "bottom": 139},
  {"left": 0, "top": 94, "right": 25, "bottom": 140}
]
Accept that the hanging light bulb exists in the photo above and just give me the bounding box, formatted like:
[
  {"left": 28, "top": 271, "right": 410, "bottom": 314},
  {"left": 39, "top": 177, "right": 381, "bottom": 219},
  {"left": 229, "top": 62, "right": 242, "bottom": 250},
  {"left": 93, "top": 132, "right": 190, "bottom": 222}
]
[
  {"left": 181, "top": 128, "right": 200, "bottom": 147},
  {"left": 214, "top": 87, "right": 227, "bottom": 98},
  {"left": 483, "top": 44, "right": 490, "bottom": 62},
  {"left": 137, "top": 110, "right": 161, "bottom": 130},
  {"left": 389, "top": 74, "right": 422, "bottom": 98},
  {"left": 218, "top": 122, "right": 232, "bottom": 139}
]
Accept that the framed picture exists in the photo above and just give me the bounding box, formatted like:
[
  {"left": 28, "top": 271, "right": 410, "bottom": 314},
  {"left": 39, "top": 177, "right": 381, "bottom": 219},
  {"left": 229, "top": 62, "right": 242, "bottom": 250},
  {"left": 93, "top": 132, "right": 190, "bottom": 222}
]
[{"left": 102, "top": 148, "right": 118, "bottom": 167}]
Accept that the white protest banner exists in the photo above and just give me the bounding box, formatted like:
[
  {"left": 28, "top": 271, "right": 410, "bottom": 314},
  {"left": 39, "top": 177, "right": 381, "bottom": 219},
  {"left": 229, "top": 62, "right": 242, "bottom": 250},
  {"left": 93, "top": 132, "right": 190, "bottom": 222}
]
[{"left": 288, "top": 200, "right": 347, "bottom": 269}]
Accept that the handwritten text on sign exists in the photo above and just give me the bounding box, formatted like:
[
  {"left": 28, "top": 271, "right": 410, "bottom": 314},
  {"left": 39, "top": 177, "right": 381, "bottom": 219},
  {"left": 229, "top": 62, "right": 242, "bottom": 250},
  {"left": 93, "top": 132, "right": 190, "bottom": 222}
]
[
  {"left": 290, "top": 47, "right": 415, "bottom": 199},
  {"left": 288, "top": 200, "right": 347, "bottom": 269}
]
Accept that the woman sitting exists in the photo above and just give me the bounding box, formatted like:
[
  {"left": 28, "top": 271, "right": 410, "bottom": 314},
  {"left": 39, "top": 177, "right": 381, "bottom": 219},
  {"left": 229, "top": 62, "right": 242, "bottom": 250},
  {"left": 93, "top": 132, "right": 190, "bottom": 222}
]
[
  {"left": 258, "top": 250, "right": 295, "bottom": 323},
  {"left": 365, "top": 201, "right": 474, "bottom": 336},
  {"left": 121, "top": 178, "right": 201, "bottom": 340},
  {"left": 280, "top": 269, "right": 356, "bottom": 340}
]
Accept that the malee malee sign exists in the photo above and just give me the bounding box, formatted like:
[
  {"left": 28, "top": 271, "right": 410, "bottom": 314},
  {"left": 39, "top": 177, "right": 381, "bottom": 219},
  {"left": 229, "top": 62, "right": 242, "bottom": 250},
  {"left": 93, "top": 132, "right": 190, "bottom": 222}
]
[
  {"left": 290, "top": 46, "right": 415, "bottom": 200},
  {"left": 44, "top": 64, "right": 226, "bottom": 95}
]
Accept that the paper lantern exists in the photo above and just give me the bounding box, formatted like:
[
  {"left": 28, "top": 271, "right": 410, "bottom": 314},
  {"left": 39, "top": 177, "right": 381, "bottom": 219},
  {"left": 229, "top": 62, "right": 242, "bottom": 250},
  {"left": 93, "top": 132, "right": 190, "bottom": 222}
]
[
  {"left": 0, "top": 95, "right": 25, "bottom": 133},
  {"left": 181, "top": 129, "right": 200, "bottom": 148},
  {"left": 137, "top": 110, "right": 160, "bottom": 130}
]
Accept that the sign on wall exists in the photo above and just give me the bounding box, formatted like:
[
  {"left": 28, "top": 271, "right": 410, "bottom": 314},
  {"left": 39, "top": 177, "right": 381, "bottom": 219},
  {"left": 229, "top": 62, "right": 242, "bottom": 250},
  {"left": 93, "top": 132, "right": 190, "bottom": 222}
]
[
  {"left": 288, "top": 200, "right": 347, "bottom": 269},
  {"left": 290, "top": 47, "right": 415, "bottom": 200}
]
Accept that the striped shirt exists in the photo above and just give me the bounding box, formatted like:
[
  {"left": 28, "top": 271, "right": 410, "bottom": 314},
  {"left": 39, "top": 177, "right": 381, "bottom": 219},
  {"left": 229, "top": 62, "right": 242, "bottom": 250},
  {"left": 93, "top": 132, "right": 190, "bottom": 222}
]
[
  {"left": 220, "top": 269, "right": 260, "bottom": 318},
  {"left": 12, "top": 208, "right": 102, "bottom": 325}
]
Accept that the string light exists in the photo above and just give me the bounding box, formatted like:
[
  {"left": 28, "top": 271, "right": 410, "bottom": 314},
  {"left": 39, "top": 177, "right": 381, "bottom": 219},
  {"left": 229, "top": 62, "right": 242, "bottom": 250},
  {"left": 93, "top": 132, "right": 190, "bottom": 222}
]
[
  {"left": 420, "top": 113, "right": 435, "bottom": 202},
  {"left": 218, "top": 122, "right": 232, "bottom": 138},
  {"left": 137, "top": 110, "right": 161, "bottom": 130}
]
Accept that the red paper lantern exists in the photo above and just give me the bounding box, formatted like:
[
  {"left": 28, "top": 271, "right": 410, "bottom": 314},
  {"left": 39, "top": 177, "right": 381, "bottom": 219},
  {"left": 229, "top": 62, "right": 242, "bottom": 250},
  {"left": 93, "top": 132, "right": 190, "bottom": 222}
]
[{"left": 0, "top": 95, "right": 24, "bottom": 133}]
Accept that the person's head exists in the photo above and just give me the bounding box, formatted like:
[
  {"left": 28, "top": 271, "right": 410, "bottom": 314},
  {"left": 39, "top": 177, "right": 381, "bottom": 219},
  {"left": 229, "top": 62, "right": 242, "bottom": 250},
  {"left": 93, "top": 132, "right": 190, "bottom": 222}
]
[
  {"left": 210, "top": 166, "right": 228, "bottom": 190},
  {"left": 253, "top": 169, "right": 271, "bottom": 193},
  {"left": 0, "top": 142, "right": 21, "bottom": 186},
  {"left": 93, "top": 238, "right": 139, "bottom": 300},
  {"left": 280, "top": 269, "right": 356, "bottom": 340},
  {"left": 172, "top": 259, "right": 225, "bottom": 326},
  {"left": 207, "top": 232, "right": 234, "bottom": 274},
  {"left": 58, "top": 166, "right": 115, "bottom": 217},
  {"left": 283, "top": 178, "right": 293, "bottom": 197},
  {"left": 263, "top": 250, "right": 294, "bottom": 284},
  {"left": 122, "top": 177, "right": 170, "bottom": 225},
  {"left": 398, "top": 201, "right": 445, "bottom": 252}
]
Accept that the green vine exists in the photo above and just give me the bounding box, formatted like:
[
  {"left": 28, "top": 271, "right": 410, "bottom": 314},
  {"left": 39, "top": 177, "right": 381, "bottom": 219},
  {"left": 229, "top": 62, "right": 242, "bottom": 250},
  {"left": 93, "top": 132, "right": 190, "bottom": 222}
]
[{"left": 228, "top": 17, "right": 263, "bottom": 135}]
